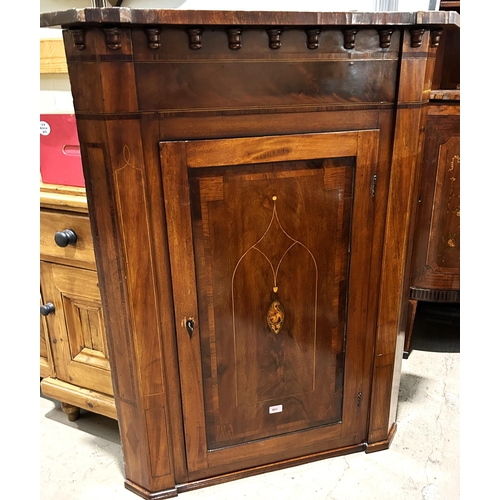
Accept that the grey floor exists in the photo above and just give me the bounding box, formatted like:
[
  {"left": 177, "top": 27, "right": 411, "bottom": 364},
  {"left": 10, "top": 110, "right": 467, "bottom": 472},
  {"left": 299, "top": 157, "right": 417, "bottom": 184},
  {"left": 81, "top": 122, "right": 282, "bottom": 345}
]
[{"left": 40, "top": 303, "right": 460, "bottom": 500}]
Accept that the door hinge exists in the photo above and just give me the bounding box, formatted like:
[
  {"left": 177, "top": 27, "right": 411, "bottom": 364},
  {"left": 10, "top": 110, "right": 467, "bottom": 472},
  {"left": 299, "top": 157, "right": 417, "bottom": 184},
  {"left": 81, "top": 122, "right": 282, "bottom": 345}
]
[
  {"left": 371, "top": 174, "right": 377, "bottom": 197},
  {"left": 357, "top": 392, "right": 362, "bottom": 407}
]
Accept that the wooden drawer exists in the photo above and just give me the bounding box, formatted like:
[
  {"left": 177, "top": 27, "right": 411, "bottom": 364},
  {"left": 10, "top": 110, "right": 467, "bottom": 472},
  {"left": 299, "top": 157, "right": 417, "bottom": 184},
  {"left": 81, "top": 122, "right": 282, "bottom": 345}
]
[{"left": 40, "top": 210, "right": 96, "bottom": 270}]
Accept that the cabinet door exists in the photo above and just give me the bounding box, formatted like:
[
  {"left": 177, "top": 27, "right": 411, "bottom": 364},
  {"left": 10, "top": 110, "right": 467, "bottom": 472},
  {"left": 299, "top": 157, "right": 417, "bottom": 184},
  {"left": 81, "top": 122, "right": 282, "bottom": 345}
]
[
  {"left": 161, "top": 131, "right": 379, "bottom": 478},
  {"left": 40, "top": 262, "right": 113, "bottom": 396},
  {"left": 40, "top": 294, "right": 54, "bottom": 378}
]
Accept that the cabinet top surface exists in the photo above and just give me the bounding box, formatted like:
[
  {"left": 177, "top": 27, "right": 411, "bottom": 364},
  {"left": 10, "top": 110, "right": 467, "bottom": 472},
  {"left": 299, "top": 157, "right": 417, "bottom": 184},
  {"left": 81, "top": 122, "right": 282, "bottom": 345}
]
[{"left": 40, "top": 8, "right": 460, "bottom": 29}]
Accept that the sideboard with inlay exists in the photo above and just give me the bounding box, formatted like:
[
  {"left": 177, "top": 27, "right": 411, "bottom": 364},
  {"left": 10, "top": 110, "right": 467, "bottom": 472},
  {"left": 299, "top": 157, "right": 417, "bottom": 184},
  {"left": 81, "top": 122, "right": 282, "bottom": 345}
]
[
  {"left": 40, "top": 8, "right": 460, "bottom": 499},
  {"left": 403, "top": 0, "right": 460, "bottom": 355}
]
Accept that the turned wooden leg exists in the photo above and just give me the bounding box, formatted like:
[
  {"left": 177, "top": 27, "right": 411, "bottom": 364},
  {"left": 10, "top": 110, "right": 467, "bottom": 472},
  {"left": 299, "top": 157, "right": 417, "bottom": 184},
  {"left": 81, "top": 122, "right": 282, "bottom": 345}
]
[{"left": 61, "top": 402, "right": 81, "bottom": 422}]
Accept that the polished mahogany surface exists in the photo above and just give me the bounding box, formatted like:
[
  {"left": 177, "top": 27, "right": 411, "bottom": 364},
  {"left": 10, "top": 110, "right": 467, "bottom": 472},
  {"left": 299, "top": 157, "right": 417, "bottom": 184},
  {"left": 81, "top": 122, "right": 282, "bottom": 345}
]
[
  {"left": 161, "top": 131, "right": 379, "bottom": 477},
  {"left": 402, "top": 1, "right": 460, "bottom": 355},
  {"left": 40, "top": 7, "right": 459, "bottom": 499}
]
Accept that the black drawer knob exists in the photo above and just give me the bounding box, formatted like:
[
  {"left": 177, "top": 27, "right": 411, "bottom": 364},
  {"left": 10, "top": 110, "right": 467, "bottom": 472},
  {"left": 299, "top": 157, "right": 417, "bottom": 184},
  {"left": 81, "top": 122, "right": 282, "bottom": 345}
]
[
  {"left": 54, "top": 229, "right": 77, "bottom": 247},
  {"left": 40, "top": 302, "right": 55, "bottom": 316}
]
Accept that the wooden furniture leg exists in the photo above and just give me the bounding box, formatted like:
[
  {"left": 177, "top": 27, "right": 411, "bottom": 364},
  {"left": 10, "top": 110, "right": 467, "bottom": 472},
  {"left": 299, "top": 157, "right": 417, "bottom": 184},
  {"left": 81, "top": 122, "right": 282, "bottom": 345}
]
[{"left": 61, "top": 402, "right": 81, "bottom": 422}]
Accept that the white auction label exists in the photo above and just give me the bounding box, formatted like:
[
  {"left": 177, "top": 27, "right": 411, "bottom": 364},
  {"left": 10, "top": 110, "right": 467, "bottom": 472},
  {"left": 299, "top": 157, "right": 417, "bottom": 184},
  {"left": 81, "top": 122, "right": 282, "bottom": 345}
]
[
  {"left": 269, "top": 404, "right": 283, "bottom": 414},
  {"left": 40, "top": 121, "right": 51, "bottom": 136}
]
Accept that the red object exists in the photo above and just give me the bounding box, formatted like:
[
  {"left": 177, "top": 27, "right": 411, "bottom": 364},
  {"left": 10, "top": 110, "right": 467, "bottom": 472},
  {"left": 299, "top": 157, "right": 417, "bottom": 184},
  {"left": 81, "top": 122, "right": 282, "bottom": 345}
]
[{"left": 40, "top": 114, "right": 85, "bottom": 187}]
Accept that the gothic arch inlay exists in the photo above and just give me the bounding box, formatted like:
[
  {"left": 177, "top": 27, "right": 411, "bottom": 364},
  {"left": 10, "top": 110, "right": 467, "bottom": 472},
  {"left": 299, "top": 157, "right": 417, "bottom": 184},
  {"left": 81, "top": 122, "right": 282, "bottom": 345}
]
[
  {"left": 231, "top": 195, "right": 318, "bottom": 337},
  {"left": 231, "top": 194, "right": 319, "bottom": 406}
]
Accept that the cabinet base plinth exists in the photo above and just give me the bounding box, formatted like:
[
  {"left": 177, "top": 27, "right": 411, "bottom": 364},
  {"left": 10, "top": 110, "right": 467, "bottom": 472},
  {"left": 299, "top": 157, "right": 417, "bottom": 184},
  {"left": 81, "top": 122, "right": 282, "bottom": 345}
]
[
  {"left": 365, "top": 423, "right": 397, "bottom": 453},
  {"left": 126, "top": 442, "right": 371, "bottom": 497},
  {"left": 125, "top": 480, "right": 178, "bottom": 499}
]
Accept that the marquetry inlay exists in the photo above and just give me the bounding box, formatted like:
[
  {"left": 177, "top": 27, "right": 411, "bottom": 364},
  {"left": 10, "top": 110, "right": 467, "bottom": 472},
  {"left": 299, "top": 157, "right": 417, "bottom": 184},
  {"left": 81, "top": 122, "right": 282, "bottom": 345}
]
[
  {"left": 232, "top": 195, "right": 318, "bottom": 336},
  {"left": 267, "top": 301, "right": 285, "bottom": 334}
]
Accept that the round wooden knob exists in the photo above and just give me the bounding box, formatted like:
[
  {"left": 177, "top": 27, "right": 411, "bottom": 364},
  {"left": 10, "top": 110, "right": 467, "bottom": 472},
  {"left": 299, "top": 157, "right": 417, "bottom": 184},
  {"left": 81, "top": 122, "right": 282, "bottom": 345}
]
[
  {"left": 40, "top": 302, "right": 55, "bottom": 316},
  {"left": 54, "top": 229, "right": 77, "bottom": 247}
]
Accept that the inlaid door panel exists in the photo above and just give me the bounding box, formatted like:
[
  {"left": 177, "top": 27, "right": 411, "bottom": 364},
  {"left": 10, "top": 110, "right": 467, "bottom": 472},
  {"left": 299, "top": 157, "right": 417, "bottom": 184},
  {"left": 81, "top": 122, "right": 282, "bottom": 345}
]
[
  {"left": 40, "top": 262, "right": 113, "bottom": 396},
  {"left": 428, "top": 135, "right": 460, "bottom": 271},
  {"left": 192, "top": 162, "right": 351, "bottom": 450},
  {"left": 160, "top": 131, "right": 379, "bottom": 477},
  {"left": 410, "top": 112, "right": 460, "bottom": 290}
]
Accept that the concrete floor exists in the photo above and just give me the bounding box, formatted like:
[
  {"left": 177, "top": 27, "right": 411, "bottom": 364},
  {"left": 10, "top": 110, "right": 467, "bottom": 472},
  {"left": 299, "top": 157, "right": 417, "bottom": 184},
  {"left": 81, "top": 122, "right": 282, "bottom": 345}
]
[{"left": 39, "top": 303, "right": 460, "bottom": 500}]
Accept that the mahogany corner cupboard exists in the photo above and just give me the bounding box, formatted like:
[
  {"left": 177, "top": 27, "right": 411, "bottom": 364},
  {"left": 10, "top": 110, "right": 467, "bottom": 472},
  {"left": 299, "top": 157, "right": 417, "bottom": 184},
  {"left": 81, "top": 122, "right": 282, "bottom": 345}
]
[{"left": 40, "top": 8, "right": 460, "bottom": 499}]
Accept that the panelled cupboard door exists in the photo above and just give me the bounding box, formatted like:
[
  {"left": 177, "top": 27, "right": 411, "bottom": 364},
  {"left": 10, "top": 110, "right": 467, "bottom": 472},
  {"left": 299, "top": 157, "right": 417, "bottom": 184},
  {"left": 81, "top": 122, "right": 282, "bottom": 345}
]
[
  {"left": 40, "top": 294, "right": 53, "bottom": 378},
  {"left": 411, "top": 112, "right": 460, "bottom": 290},
  {"left": 39, "top": 262, "right": 113, "bottom": 396},
  {"left": 161, "top": 131, "right": 379, "bottom": 478}
]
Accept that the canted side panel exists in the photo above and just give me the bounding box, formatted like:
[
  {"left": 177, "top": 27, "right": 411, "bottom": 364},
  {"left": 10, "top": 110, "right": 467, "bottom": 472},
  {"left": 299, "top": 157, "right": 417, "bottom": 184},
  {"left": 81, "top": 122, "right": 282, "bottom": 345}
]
[
  {"left": 105, "top": 118, "right": 176, "bottom": 488},
  {"left": 81, "top": 142, "right": 138, "bottom": 403},
  {"left": 79, "top": 119, "right": 169, "bottom": 400},
  {"left": 76, "top": 118, "right": 177, "bottom": 491},
  {"left": 190, "top": 159, "right": 353, "bottom": 449},
  {"left": 112, "top": 147, "right": 166, "bottom": 397},
  {"left": 372, "top": 29, "right": 438, "bottom": 441}
]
